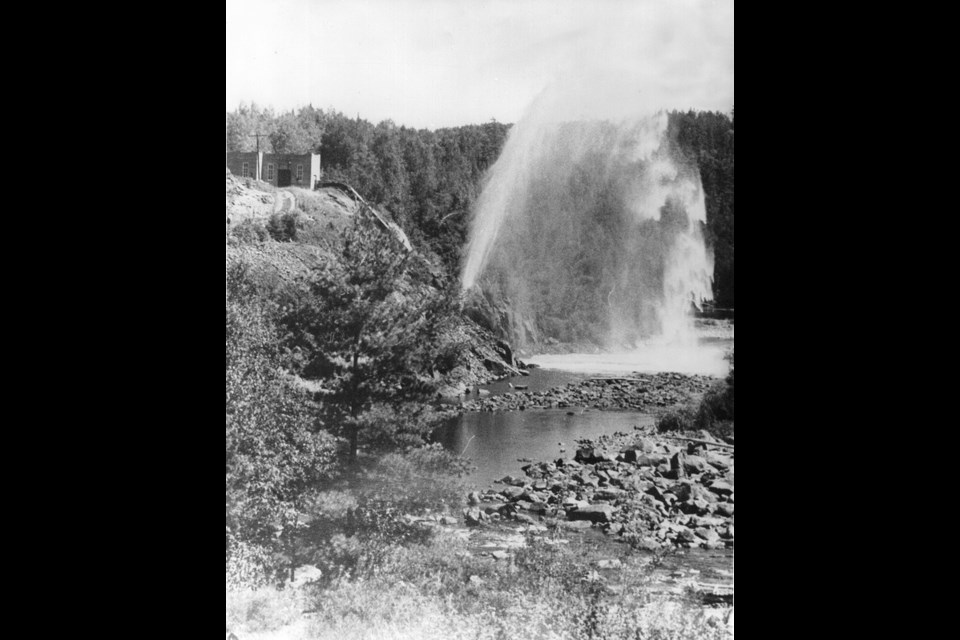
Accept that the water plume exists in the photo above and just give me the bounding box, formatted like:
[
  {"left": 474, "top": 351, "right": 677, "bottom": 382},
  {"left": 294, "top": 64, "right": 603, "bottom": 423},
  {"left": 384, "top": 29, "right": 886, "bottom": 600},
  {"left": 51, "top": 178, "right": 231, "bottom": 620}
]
[
  {"left": 459, "top": 0, "right": 731, "bottom": 352},
  {"left": 461, "top": 85, "right": 714, "bottom": 349}
]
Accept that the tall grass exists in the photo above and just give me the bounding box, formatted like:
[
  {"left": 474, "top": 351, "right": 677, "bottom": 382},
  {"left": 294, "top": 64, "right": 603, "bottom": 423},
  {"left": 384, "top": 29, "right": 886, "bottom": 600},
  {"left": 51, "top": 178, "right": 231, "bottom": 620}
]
[{"left": 228, "top": 531, "right": 732, "bottom": 640}]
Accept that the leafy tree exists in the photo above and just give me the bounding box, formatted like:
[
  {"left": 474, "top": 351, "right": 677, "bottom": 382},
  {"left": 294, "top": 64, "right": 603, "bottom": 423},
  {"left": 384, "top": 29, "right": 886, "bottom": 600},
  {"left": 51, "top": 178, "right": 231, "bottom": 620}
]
[
  {"left": 225, "top": 262, "right": 339, "bottom": 570},
  {"left": 269, "top": 111, "right": 321, "bottom": 154},
  {"left": 226, "top": 102, "right": 277, "bottom": 152}
]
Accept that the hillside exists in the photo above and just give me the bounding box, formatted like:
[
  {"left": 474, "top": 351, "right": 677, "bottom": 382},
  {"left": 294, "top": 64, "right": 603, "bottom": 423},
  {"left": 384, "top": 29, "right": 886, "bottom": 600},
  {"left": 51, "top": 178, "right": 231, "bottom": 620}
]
[{"left": 225, "top": 172, "right": 518, "bottom": 394}]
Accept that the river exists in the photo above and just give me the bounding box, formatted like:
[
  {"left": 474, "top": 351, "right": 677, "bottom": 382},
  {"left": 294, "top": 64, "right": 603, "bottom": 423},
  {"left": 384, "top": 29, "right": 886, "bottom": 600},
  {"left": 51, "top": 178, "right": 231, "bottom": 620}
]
[{"left": 437, "top": 328, "right": 733, "bottom": 490}]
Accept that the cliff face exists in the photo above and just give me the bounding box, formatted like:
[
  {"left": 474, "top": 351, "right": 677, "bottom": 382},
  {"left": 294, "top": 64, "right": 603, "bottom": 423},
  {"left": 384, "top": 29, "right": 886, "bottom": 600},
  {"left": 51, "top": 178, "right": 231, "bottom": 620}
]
[{"left": 226, "top": 173, "right": 518, "bottom": 392}]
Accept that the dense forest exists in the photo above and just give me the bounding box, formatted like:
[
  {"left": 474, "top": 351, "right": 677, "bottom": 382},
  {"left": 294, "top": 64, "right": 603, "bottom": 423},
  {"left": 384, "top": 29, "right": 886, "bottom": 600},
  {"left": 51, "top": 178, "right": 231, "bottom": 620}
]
[{"left": 226, "top": 104, "right": 733, "bottom": 307}]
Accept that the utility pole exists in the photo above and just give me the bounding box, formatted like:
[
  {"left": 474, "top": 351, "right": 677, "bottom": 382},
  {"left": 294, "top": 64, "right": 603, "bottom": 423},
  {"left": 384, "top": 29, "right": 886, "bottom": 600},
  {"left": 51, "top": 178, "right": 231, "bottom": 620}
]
[
  {"left": 248, "top": 131, "right": 266, "bottom": 153},
  {"left": 248, "top": 132, "right": 266, "bottom": 181}
]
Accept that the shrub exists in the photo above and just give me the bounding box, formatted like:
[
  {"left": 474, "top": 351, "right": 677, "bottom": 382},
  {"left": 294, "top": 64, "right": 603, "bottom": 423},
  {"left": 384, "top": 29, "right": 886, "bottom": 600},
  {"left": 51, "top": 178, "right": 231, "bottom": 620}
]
[
  {"left": 657, "top": 361, "right": 734, "bottom": 437},
  {"left": 657, "top": 405, "right": 698, "bottom": 433},
  {"left": 299, "top": 445, "right": 474, "bottom": 584},
  {"left": 266, "top": 211, "right": 305, "bottom": 241},
  {"left": 230, "top": 219, "right": 269, "bottom": 244},
  {"left": 226, "top": 261, "right": 341, "bottom": 576},
  {"left": 356, "top": 443, "right": 473, "bottom": 515}
]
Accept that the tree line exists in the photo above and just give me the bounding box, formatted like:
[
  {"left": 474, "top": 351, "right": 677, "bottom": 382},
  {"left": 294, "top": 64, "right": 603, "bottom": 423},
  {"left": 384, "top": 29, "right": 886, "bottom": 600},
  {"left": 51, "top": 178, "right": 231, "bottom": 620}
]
[{"left": 227, "top": 104, "right": 733, "bottom": 306}]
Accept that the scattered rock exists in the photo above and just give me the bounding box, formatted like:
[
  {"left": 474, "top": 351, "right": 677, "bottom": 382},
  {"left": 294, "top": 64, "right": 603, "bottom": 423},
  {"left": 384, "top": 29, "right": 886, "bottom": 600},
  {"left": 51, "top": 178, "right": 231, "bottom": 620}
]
[
  {"left": 515, "top": 513, "right": 537, "bottom": 525},
  {"left": 695, "top": 527, "right": 721, "bottom": 544},
  {"left": 500, "top": 486, "right": 525, "bottom": 500},
  {"left": 463, "top": 507, "right": 485, "bottom": 526}
]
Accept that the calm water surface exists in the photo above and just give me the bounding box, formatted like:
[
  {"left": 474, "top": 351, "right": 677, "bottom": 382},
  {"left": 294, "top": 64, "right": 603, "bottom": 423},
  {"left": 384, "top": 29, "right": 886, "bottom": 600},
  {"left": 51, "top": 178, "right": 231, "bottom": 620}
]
[
  {"left": 436, "top": 408, "right": 655, "bottom": 490},
  {"left": 438, "top": 334, "right": 733, "bottom": 491}
]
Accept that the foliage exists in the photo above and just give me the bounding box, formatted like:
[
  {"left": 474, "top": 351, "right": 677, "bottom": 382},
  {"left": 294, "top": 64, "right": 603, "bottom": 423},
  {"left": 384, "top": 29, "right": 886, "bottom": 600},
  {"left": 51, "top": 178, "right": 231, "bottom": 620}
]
[
  {"left": 657, "top": 357, "right": 734, "bottom": 437},
  {"left": 298, "top": 445, "right": 473, "bottom": 585},
  {"left": 229, "top": 218, "right": 269, "bottom": 244},
  {"left": 355, "top": 444, "right": 473, "bottom": 515},
  {"left": 656, "top": 406, "right": 700, "bottom": 433},
  {"left": 225, "top": 533, "right": 276, "bottom": 590},
  {"left": 266, "top": 211, "right": 305, "bottom": 242},
  {"left": 281, "top": 214, "right": 462, "bottom": 460},
  {"left": 226, "top": 261, "right": 341, "bottom": 574}
]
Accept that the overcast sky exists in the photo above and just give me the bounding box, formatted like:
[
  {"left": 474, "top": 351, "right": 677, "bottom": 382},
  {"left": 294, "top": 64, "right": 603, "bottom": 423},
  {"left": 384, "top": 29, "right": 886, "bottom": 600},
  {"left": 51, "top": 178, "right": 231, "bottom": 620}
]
[{"left": 226, "top": 0, "right": 734, "bottom": 129}]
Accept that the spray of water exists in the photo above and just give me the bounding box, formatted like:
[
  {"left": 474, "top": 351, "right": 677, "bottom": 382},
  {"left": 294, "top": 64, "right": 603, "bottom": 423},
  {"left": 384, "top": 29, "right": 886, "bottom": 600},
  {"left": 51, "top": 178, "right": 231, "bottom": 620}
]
[
  {"left": 460, "top": 88, "right": 714, "bottom": 349},
  {"left": 459, "top": 0, "right": 731, "bottom": 357}
]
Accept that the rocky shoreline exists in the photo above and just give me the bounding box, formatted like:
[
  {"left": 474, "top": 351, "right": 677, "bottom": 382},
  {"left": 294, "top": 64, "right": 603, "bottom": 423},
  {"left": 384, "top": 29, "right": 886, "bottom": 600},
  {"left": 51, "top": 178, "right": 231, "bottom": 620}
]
[
  {"left": 459, "top": 371, "right": 718, "bottom": 412},
  {"left": 461, "top": 425, "right": 734, "bottom": 552}
]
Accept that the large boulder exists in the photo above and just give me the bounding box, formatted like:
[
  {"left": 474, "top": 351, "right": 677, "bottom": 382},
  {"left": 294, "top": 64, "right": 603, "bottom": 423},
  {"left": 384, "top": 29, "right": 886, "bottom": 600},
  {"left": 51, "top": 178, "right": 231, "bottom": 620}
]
[
  {"left": 575, "top": 447, "right": 616, "bottom": 464},
  {"left": 708, "top": 480, "right": 734, "bottom": 496},
  {"left": 500, "top": 486, "right": 525, "bottom": 500},
  {"left": 682, "top": 455, "right": 709, "bottom": 475},
  {"left": 566, "top": 504, "right": 616, "bottom": 523}
]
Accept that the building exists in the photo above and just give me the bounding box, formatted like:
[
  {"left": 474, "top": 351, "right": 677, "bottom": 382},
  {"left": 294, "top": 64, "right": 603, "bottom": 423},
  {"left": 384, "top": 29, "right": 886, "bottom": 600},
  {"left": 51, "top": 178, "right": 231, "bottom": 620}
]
[{"left": 226, "top": 151, "right": 322, "bottom": 189}]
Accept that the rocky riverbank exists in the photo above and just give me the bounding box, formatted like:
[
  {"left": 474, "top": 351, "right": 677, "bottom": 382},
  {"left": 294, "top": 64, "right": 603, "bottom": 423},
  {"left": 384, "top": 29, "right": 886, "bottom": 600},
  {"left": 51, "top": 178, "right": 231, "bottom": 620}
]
[
  {"left": 461, "top": 425, "right": 734, "bottom": 552},
  {"left": 459, "top": 372, "right": 718, "bottom": 412}
]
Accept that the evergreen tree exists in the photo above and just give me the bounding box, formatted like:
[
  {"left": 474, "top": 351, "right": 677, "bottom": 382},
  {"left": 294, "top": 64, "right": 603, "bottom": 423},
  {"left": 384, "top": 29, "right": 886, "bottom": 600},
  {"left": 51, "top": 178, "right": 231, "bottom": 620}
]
[{"left": 294, "top": 213, "right": 458, "bottom": 463}]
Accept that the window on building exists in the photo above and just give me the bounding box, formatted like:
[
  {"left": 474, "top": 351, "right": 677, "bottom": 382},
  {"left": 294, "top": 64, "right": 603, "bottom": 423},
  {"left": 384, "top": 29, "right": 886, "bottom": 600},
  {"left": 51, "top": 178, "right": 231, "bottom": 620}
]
[
  {"left": 267, "top": 164, "right": 275, "bottom": 181},
  {"left": 241, "top": 162, "right": 249, "bottom": 178},
  {"left": 296, "top": 164, "right": 304, "bottom": 182}
]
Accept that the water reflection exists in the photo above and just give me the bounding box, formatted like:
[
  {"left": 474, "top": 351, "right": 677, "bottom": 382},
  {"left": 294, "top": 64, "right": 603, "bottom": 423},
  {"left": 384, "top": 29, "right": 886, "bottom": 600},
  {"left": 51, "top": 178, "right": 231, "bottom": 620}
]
[{"left": 436, "top": 409, "right": 655, "bottom": 490}]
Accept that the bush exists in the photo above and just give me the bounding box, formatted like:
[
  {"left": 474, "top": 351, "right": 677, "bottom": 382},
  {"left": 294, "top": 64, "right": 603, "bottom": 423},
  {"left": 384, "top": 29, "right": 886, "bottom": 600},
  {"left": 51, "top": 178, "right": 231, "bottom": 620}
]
[
  {"left": 230, "top": 219, "right": 269, "bottom": 244},
  {"left": 299, "top": 445, "right": 473, "bottom": 584},
  {"left": 351, "top": 403, "right": 457, "bottom": 455},
  {"left": 657, "top": 406, "right": 698, "bottom": 433},
  {"left": 226, "top": 261, "right": 341, "bottom": 576},
  {"left": 357, "top": 444, "right": 473, "bottom": 515},
  {"left": 657, "top": 363, "right": 734, "bottom": 437},
  {"left": 266, "top": 211, "right": 305, "bottom": 241},
  {"left": 226, "top": 533, "right": 276, "bottom": 590}
]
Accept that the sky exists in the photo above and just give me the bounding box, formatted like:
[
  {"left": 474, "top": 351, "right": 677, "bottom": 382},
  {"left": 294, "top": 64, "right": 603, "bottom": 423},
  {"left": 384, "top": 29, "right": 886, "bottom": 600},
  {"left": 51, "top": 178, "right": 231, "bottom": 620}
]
[{"left": 226, "top": 0, "right": 734, "bottom": 130}]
